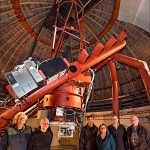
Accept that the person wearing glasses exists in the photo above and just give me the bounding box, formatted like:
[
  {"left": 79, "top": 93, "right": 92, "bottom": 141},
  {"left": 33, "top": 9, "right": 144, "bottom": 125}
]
[
  {"left": 27, "top": 117, "right": 53, "bottom": 150},
  {"left": 79, "top": 114, "right": 98, "bottom": 150},
  {"left": 96, "top": 123, "right": 115, "bottom": 150},
  {"left": 108, "top": 115, "right": 127, "bottom": 150},
  {"left": 0, "top": 112, "right": 32, "bottom": 150},
  {"left": 127, "top": 115, "right": 150, "bottom": 150}
]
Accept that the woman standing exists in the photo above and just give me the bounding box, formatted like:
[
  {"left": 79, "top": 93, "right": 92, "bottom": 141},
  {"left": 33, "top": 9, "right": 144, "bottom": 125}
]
[{"left": 96, "top": 124, "right": 115, "bottom": 150}]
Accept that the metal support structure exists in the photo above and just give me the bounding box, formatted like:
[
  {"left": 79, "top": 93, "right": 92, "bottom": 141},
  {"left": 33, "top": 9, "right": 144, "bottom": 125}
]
[
  {"left": 108, "top": 60, "right": 120, "bottom": 117},
  {"left": 0, "top": 0, "right": 149, "bottom": 136},
  {"left": 0, "top": 35, "right": 126, "bottom": 131},
  {"left": 52, "top": 0, "right": 85, "bottom": 58},
  {"left": 114, "top": 54, "right": 150, "bottom": 102}
]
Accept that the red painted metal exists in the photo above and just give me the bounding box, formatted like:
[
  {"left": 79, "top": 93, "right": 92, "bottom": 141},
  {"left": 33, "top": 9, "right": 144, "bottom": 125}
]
[
  {"left": 0, "top": 74, "right": 68, "bottom": 130},
  {"left": 78, "top": 49, "right": 89, "bottom": 64},
  {"left": 108, "top": 61, "right": 119, "bottom": 117},
  {"left": 49, "top": 82, "right": 84, "bottom": 108},
  {"left": 93, "top": 31, "right": 127, "bottom": 73},
  {"left": 1, "top": 1, "right": 149, "bottom": 136},
  {"left": 114, "top": 54, "right": 150, "bottom": 102},
  {"left": 0, "top": 36, "right": 127, "bottom": 130},
  {"left": 103, "top": 36, "right": 117, "bottom": 51},
  {"left": 43, "top": 95, "right": 53, "bottom": 107},
  {"left": 53, "top": 2, "right": 74, "bottom": 57},
  {"left": 91, "top": 43, "right": 104, "bottom": 57},
  {"left": 84, "top": 36, "right": 118, "bottom": 65},
  {"left": 52, "top": 0, "right": 85, "bottom": 58},
  {"left": 11, "top": 0, "right": 51, "bottom": 47},
  {"left": 81, "top": 40, "right": 126, "bottom": 71}
]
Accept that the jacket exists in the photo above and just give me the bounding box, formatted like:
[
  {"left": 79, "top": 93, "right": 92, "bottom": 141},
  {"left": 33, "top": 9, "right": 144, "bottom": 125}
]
[
  {"left": 127, "top": 124, "right": 150, "bottom": 150},
  {"left": 108, "top": 124, "right": 127, "bottom": 150},
  {"left": 0, "top": 124, "right": 32, "bottom": 150},
  {"left": 79, "top": 124, "right": 98, "bottom": 150},
  {"left": 96, "top": 134, "right": 115, "bottom": 150},
  {"left": 27, "top": 129, "right": 53, "bottom": 150}
]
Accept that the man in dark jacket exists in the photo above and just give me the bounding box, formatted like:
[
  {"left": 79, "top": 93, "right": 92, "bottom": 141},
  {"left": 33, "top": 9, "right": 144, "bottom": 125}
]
[
  {"left": 127, "top": 115, "right": 150, "bottom": 150},
  {"left": 27, "top": 117, "right": 53, "bottom": 150},
  {"left": 0, "top": 112, "right": 32, "bottom": 150},
  {"left": 108, "top": 115, "right": 127, "bottom": 150},
  {"left": 79, "top": 114, "right": 98, "bottom": 150}
]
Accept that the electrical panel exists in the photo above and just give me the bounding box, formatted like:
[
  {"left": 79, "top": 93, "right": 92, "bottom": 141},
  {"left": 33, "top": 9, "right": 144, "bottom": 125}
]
[
  {"left": 5, "top": 69, "right": 38, "bottom": 98},
  {"left": 5, "top": 58, "right": 44, "bottom": 98},
  {"left": 24, "top": 60, "right": 43, "bottom": 83},
  {"left": 5, "top": 57, "right": 68, "bottom": 98}
]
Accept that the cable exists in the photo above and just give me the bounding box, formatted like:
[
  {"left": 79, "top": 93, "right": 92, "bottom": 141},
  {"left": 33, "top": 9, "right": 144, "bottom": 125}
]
[
  {"left": 84, "top": 68, "right": 95, "bottom": 110},
  {"left": 81, "top": 68, "right": 95, "bottom": 125}
]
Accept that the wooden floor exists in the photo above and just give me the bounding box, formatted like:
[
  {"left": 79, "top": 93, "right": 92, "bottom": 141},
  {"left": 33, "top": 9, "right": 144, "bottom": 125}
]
[{"left": 51, "top": 145, "right": 79, "bottom": 150}]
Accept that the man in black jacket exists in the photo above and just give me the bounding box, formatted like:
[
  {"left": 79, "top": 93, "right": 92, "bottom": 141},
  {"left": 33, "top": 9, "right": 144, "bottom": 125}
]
[
  {"left": 108, "top": 115, "right": 127, "bottom": 150},
  {"left": 79, "top": 114, "right": 98, "bottom": 150},
  {"left": 27, "top": 117, "right": 53, "bottom": 150},
  {"left": 0, "top": 112, "right": 32, "bottom": 150},
  {"left": 127, "top": 115, "right": 150, "bottom": 150}
]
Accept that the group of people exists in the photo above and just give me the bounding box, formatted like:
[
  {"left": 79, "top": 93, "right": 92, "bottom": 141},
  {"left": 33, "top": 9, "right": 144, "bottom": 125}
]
[
  {"left": 0, "top": 112, "right": 53, "bottom": 150},
  {"left": 79, "top": 114, "right": 150, "bottom": 150},
  {"left": 0, "top": 112, "right": 150, "bottom": 150}
]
